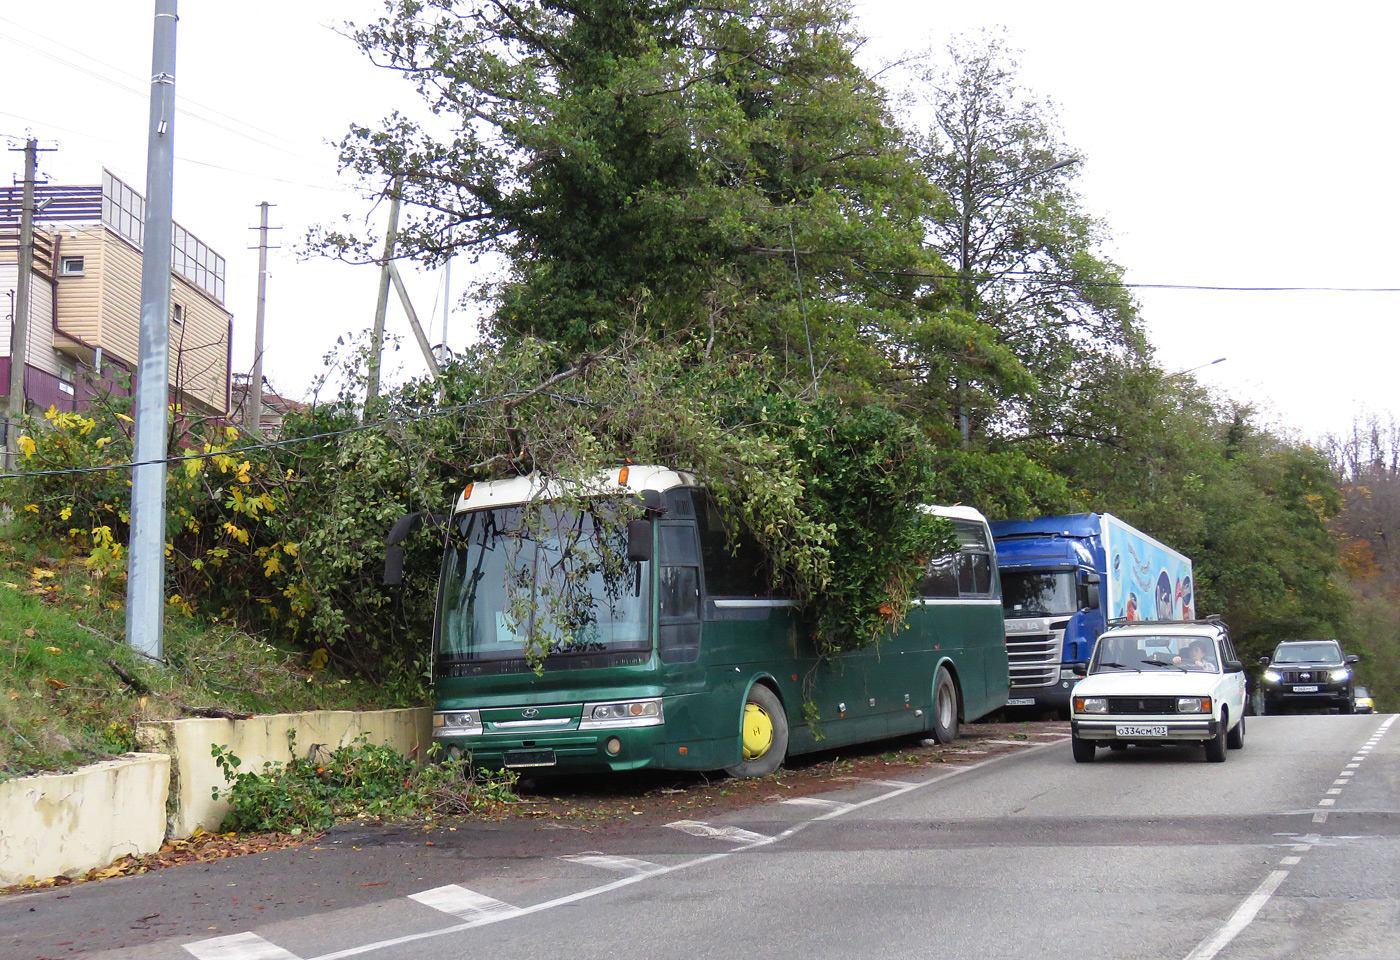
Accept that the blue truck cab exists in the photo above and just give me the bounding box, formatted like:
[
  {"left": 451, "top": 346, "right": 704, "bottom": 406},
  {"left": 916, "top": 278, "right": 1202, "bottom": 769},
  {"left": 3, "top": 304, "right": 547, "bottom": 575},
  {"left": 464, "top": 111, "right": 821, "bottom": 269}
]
[{"left": 990, "top": 513, "right": 1194, "bottom": 715}]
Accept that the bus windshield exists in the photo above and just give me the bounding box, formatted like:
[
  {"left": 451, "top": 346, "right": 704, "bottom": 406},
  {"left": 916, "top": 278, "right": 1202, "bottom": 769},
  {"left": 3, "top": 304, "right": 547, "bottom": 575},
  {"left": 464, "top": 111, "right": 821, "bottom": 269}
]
[
  {"left": 435, "top": 503, "right": 650, "bottom": 662},
  {"left": 1001, "top": 569, "right": 1077, "bottom": 617}
]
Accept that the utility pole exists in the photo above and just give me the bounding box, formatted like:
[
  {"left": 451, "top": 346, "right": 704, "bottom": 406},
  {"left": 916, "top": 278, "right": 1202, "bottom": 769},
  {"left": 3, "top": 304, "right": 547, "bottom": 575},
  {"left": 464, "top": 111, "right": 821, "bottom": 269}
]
[
  {"left": 366, "top": 176, "right": 439, "bottom": 407},
  {"left": 365, "top": 177, "right": 401, "bottom": 409},
  {"left": 125, "top": 0, "right": 178, "bottom": 660},
  {"left": 5, "top": 138, "right": 51, "bottom": 471},
  {"left": 245, "top": 201, "right": 279, "bottom": 434}
]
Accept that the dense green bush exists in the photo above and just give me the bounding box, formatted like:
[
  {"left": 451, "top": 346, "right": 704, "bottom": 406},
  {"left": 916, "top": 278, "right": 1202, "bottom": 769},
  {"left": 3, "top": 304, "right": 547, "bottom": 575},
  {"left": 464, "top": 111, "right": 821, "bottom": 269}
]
[{"left": 211, "top": 734, "right": 519, "bottom": 833}]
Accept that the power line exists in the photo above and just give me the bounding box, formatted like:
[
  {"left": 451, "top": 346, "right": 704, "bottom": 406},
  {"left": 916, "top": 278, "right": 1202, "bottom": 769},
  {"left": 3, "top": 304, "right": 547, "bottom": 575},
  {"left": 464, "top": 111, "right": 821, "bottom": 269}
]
[
  {"left": 999, "top": 273, "right": 1400, "bottom": 294},
  {"left": 0, "top": 18, "right": 326, "bottom": 166}
]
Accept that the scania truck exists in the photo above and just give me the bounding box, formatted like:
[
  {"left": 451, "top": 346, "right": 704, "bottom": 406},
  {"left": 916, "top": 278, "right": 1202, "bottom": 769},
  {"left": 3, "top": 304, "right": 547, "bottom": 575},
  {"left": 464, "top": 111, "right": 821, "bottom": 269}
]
[{"left": 988, "top": 513, "right": 1193, "bottom": 714}]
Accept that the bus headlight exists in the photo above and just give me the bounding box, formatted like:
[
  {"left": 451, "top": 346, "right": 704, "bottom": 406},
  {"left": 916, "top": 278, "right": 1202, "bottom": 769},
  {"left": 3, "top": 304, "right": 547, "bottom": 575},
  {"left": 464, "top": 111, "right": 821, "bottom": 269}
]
[
  {"left": 579, "top": 698, "right": 664, "bottom": 729},
  {"left": 1074, "top": 697, "right": 1109, "bottom": 714},
  {"left": 433, "top": 710, "right": 482, "bottom": 736}
]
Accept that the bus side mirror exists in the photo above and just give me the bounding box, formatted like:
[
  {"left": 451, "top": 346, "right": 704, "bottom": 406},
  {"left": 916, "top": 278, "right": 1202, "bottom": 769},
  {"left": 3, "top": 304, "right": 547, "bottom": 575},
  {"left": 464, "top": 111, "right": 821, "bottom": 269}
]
[
  {"left": 627, "top": 519, "right": 654, "bottom": 562},
  {"left": 384, "top": 512, "right": 447, "bottom": 585}
]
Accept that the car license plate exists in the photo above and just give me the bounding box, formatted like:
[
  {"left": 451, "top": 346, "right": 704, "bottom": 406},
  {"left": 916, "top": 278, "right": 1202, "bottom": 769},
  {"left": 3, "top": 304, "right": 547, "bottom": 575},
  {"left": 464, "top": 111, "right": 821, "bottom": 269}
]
[
  {"left": 1292, "top": 685, "right": 1319, "bottom": 693},
  {"left": 1006, "top": 698, "right": 1037, "bottom": 706},
  {"left": 503, "top": 749, "right": 557, "bottom": 768},
  {"left": 1116, "top": 724, "right": 1168, "bottom": 737}
]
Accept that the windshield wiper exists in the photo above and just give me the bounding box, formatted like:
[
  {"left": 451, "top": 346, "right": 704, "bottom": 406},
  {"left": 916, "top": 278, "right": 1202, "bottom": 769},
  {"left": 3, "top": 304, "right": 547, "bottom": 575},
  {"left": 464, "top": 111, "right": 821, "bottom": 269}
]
[
  {"left": 1142, "top": 659, "right": 1187, "bottom": 673},
  {"left": 1095, "top": 661, "right": 1140, "bottom": 672}
]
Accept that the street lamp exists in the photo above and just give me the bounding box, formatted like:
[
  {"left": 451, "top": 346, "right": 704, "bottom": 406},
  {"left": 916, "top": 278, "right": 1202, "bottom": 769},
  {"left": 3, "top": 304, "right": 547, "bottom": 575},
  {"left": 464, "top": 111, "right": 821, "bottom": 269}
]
[{"left": 1169, "top": 357, "right": 1227, "bottom": 379}]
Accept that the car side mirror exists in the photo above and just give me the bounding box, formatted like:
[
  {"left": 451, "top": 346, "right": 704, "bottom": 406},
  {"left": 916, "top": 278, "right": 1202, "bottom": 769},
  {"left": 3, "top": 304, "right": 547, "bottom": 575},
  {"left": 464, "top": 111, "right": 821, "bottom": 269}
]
[
  {"left": 1072, "top": 662, "right": 1088, "bottom": 677},
  {"left": 1345, "top": 654, "right": 1361, "bottom": 664},
  {"left": 1224, "top": 659, "right": 1243, "bottom": 673},
  {"left": 1258, "top": 656, "right": 1271, "bottom": 666}
]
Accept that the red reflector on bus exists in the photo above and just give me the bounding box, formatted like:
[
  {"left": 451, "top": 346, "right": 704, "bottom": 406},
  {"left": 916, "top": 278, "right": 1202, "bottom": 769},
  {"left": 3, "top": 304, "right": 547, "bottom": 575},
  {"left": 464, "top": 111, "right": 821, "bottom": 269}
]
[{"left": 678, "top": 746, "right": 688, "bottom": 754}]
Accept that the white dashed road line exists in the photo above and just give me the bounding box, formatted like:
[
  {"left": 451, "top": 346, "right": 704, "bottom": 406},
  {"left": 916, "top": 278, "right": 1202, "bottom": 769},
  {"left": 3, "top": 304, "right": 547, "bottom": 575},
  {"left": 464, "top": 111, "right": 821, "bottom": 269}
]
[
  {"left": 408, "top": 884, "right": 518, "bottom": 921},
  {"left": 1183, "top": 714, "right": 1396, "bottom": 960},
  {"left": 664, "top": 819, "right": 773, "bottom": 844},
  {"left": 184, "top": 931, "right": 304, "bottom": 960}
]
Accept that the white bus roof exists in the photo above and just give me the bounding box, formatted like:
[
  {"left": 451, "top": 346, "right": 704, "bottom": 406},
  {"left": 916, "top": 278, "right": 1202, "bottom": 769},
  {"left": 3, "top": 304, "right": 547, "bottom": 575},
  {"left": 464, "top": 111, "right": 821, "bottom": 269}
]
[
  {"left": 455, "top": 468, "right": 990, "bottom": 525},
  {"left": 454, "top": 466, "right": 696, "bottom": 512}
]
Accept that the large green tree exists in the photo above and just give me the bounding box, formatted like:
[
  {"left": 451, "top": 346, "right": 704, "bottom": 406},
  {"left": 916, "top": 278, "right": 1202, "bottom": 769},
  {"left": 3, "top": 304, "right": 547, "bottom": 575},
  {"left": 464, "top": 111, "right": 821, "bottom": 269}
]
[
  {"left": 323, "top": 0, "right": 1030, "bottom": 408},
  {"left": 909, "top": 31, "right": 1144, "bottom": 446}
]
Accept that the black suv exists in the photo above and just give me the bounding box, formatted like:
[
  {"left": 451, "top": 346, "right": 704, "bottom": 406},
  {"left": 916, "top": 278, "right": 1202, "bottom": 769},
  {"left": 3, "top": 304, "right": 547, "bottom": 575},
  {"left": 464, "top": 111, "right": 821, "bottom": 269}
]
[{"left": 1260, "top": 639, "right": 1360, "bottom": 714}]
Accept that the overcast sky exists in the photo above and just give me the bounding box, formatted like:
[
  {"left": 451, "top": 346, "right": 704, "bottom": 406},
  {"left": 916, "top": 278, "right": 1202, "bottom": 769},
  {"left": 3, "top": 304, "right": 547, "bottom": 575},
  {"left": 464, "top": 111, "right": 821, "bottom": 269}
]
[{"left": 2, "top": 2, "right": 1396, "bottom": 441}]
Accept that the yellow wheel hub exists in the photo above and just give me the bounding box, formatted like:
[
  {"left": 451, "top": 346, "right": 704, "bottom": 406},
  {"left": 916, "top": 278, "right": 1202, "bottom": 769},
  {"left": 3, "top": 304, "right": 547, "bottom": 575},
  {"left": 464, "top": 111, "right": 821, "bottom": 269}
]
[{"left": 741, "top": 702, "right": 774, "bottom": 760}]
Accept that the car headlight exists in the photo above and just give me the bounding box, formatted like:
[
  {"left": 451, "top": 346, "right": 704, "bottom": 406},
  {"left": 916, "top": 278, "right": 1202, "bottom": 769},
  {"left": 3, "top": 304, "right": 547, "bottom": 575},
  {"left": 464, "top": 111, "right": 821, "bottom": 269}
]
[
  {"left": 1263, "top": 669, "right": 1282, "bottom": 684},
  {"left": 578, "top": 698, "right": 664, "bottom": 729},
  {"left": 433, "top": 710, "right": 482, "bottom": 736},
  {"left": 1074, "top": 697, "right": 1109, "bottom": 714},
  {"left": 1330, "top": 668, "right": 1350, "bottom": 682},
  {"left": 1176, "top": 697, "right": 1212, "bottom": 714}
]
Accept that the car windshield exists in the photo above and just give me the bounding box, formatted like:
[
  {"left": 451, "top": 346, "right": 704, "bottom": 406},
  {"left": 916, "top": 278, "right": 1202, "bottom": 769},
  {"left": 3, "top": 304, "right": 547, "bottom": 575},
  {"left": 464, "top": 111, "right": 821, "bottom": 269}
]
[
  {"left": 1273, "top": 641, "right": 1343, "bottom": 664},
  {"left": 1090, "top": 634, "right": 1219, "bottom": 674}
]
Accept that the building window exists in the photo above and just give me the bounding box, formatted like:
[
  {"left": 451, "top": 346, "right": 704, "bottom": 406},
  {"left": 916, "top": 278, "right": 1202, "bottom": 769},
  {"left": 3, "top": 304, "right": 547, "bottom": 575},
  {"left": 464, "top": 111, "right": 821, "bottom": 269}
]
[
  {"left": 59, "top": 256, "right": 85, "bottom": 276},
  {"left": 172, "top": 302, "right": 184, "bottom": 325}
]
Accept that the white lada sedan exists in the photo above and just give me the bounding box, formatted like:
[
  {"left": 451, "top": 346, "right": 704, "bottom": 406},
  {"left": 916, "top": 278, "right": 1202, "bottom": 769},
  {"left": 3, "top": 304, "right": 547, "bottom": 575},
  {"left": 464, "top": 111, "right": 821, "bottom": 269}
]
[{"left": 1069, "top": 620, "right": 1248, "bottom": 763}]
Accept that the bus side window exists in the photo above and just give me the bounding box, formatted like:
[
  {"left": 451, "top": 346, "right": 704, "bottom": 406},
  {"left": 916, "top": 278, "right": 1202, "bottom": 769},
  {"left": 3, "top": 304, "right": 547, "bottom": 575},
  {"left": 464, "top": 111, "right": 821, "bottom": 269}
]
[
  {"left": 952, "top": 519, "right": 994, "bottom": 598},
  {"left": 921, "top": 552, "right": 958, "bottom": 598},
  {"left": 696, "top": 492, "right": 778, "bottom": 597}
]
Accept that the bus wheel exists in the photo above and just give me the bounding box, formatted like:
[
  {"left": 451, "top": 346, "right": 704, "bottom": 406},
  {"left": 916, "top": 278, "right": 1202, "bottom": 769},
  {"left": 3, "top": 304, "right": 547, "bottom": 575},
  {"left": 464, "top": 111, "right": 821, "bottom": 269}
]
[
  {"left": 931, "top": 666, "right": 959, "bottom": 744},
  {"left": 724, "top": 685, "right": 788, "bottom": 778}
]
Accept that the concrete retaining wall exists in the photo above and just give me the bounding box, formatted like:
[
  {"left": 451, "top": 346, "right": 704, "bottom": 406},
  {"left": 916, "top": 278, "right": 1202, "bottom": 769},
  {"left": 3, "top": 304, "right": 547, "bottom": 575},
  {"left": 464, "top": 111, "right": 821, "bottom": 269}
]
[
  {"left": 136, "top": 707, "right": 432, "bottom": 838},
  {"left": 0, "top": 753, "right": 170, "bottom": 886}
]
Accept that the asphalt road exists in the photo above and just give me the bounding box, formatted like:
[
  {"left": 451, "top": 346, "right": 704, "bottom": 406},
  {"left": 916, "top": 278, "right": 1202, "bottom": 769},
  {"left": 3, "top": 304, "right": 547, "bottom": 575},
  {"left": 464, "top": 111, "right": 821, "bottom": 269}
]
[{"left": 4, "top": 713, "right": 1396, "bottom": 960}]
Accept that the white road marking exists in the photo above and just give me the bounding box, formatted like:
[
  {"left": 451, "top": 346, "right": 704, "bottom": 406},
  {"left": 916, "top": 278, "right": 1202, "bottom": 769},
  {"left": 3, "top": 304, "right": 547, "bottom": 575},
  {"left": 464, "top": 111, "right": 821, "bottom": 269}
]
[
  {"left": 869, "top": 779, "right": 918, "bottom": 787},
  {"left": 184, "top": 931, "right": 303, "bottom": 960},
  {"left": 1318, "top": 798, "right": 1336, "bottom": 806},
  {"left": 1313, "top": 811, "right": 1329, "bottom": 824},
  {"left": 1183, "top": 870, "right": 1290, "bottom": 960},
  {"left": 1291, "top": 844, "right": 1311, "bottom": 852},
  {"left": 1327, "top": 788, "right": 1342, "bottom": 795},
  {"left": 408, "top": 884, "right": 517, "bottom": 921},
  {"left": 982, "top": 739, "right": 1037, "bottom": 746},
  {"left": 1280, "top": 856, "right": 1301, "bottom": 866},
  {"left": 560, "top": 854, "right": 656, "bottom": 874},
  {"left": 781, "top": 796, "right": 854, "bottom": 812},
  {"left": 248, "top": 738, "right": 1064, "bottom": 960},
  {"left": 665, "top": 820, "right": 772, "bottom": 844}
]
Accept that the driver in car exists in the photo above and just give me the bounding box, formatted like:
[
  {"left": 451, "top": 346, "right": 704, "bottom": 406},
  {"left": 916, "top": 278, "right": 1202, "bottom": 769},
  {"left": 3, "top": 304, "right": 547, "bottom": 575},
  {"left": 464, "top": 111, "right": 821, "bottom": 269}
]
[{"left": 1173, "top": 641, "right": 1214, "bottom": 670}]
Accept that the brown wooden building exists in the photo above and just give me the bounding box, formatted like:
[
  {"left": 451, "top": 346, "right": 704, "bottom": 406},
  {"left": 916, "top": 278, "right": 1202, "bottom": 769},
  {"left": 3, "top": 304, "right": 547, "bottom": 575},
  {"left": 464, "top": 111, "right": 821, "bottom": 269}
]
[{"left": 1, "top": 170, "right": 232, "bottom": 420}]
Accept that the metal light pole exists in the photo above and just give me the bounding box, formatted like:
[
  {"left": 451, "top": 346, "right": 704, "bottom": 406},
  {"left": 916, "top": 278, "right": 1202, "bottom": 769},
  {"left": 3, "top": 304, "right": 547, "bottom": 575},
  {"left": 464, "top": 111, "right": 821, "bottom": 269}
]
[{"left": 125, "top": 0, "right": 178, "bottom": 660}]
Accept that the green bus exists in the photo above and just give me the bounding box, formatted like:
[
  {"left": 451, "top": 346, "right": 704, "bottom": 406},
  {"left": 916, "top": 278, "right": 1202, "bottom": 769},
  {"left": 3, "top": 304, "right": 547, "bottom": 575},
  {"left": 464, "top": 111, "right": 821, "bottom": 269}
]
[{"left": 403, "top": 466, "right": 1008, "bottom": 776}]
